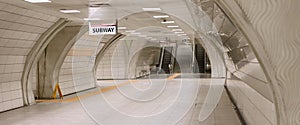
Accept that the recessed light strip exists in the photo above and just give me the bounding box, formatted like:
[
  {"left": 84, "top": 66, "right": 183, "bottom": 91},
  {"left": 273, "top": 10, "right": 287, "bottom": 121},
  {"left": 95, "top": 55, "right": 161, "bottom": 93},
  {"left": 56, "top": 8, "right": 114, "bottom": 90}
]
[
  {"left": 143, "top": 8, "right": 161, "bottom": 11},
  {"left": 161, "top": 21, "right": 175, "bottom": 24},
  {"left": 24, "top": 0, "right": 51, "bottom": 3},
  {"left": 153, "top": 15, "right": 169, "bottom": 18},
  {"left": 175, "top": 32, "right": 185, "bottom": 34},
  {"left": 60, "top": 9, "right": 80, "bottom": 13},
  {"left": 118, "top": 27, "right": 127, "bottom": 30},
  {"left": 172, "top": 29, "right": 183, "bottom": 32},
  {"left": 167, "top": 25, "right": 179, "bottom": 28},
  {"left": 84, "top": 18, "right": 101, "bottom": 21}
]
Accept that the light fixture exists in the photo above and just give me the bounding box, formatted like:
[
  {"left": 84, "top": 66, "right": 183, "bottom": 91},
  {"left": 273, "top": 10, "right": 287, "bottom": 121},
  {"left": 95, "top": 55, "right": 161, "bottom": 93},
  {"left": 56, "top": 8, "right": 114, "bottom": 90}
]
[
  {"left": 184, "top": 37, "right": 191, "bottom": 39},
  {"left": 167, "top": 25, "right": 179, "bottom": 28},
  {"left": 24, "top": 0, "right": 51, "bottom": 3},
  {"left": 153, "top": 15, "right": 169, "bottom": 18},
  {"left": 172, "top": 29, "right": 182, "bottom": 32},
  {"left": 179, "top": 34, "right": 187, "bottom": 36},
  {"left": 161, "top": 21, "right": 175, "bottom": 24},
  {"left": 60, "top": 9, "right": 80, "bottom": 13},
  {"left": 142, "top": 8, "right": 161, "bottom": 11},
  {"left": 118, "top": 27, "right": 127, "bottom": 30},
  {"left": 175, "top": 32, "right": 184, "bottom": 34},
  {"left": 84, "top": 18, "right": 101, "bottom": 21},
  {"left": 89, "top": 3, "right": 111, "bottom": 8}
]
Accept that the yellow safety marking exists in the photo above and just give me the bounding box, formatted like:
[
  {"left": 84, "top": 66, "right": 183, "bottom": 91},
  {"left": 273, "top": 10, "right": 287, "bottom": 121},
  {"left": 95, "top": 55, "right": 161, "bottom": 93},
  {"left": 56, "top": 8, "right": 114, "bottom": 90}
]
[
  {"left": 52, "top": 83, "right": 63, "bottom": 99},
  {"left": 167, "top": 73, "right": 180, "bottom": 80},
  {"left": 36, "top": 74, "right": 180, "bottom": 103},
  {"left": 98, "top": 80, "right": 115, "bottom": 83},
  {"left": 37, "top": 80, "right": 137, "bottom": 103}
]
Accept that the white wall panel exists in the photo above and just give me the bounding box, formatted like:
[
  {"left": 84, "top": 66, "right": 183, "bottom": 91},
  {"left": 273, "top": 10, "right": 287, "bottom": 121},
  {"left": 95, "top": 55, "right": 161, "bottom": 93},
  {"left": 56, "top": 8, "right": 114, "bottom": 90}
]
[
  {"left": 0, "top": 1, "right": 58, "bottom": 112},
  {"left": 58, "top": 32, "right": 103, "bottom": 95},
  {"left": 227, "top": 80, "right": 275, "bottom": 125},
  {"left": 217, "top": 0, "right": 300, "bottom": 124}
]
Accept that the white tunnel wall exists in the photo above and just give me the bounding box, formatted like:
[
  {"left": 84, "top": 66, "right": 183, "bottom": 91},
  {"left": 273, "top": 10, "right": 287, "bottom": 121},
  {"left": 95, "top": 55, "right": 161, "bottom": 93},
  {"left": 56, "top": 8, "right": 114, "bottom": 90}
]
[
  {"left": 58, "top": 32, "right": 103, "bottom": 95},
  {"left": 218, "top": 0, "right": 300, "bottom": 124},
  {"left": 96, "top": 43, "right": 127, "bottom": 80},
  {"left": 225, "top": 56, "right": 275, "bottom": 124},
  {"left": 96, "top": 39, "right": 152, "bottom": 80},
  {"left": 227, "top": 79, "right": 275, "bottom": 125},
  {"left": 0, "top": 2, "right": 58, "bottom": 112}
]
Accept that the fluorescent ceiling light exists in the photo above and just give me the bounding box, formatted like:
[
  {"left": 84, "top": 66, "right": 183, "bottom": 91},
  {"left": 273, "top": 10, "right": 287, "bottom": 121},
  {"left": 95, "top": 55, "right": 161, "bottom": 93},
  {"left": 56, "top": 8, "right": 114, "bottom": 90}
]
[
  {"left": 172, "top": 29, "right": 182, "bottom": 32},
  {"left": 167, "top": 25, "right": 179, "bottom": 28},
  {"left": 100, "top": 23, "right": 115, "bottom": 26},
  {"left": 143, "top": 8, "right": 161, "bottom": 11},
  {"left": 84, "top": 18, "right": 100, "bottom": 21},
  {"left": 118, "top": 27, "right": 127, "bottom": 30},
  {"left": 24, "top": 0, "right": 51, "bottom": 3},
  {"left": 153, "top": 15, "right": 169, "bottom": 18},
  {"left": 184, "top": 37, "right": 191, "bottom": 39},
  {"left": 179, "top": 34, "right": 187, "bottom": 36},
  {"left": 161, "top": 21, "right": 175, "bottom": 24},
  {"left": 175, "top": 32, "right": 184, "bottom": 34},
  {"left": 60, "top": 9, "right": 80, "bottom": 13}
]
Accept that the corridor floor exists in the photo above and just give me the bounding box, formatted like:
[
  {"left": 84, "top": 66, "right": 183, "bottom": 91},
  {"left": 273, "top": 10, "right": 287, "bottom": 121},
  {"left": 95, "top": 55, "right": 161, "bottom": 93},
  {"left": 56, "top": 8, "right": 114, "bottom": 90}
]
[{"left": 0, "top": 76, "right": 241, "bottom": 125}]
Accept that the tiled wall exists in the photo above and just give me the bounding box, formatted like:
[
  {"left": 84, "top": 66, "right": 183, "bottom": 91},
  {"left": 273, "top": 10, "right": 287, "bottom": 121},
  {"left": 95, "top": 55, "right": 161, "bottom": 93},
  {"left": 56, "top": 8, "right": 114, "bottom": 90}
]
[
  {"left": 227, "top": 80, "right": 275, "bottom": 125},
  {"left": 96, "top": 39, "right": 154, "bottom": 80},
  {"left": 96, "top": 42, "right": 127, "bottom": 79},
  {"left": 0, "top": 2, "right": 58, "bottom": 112},
  {"left": 58, "top": 33, "right": 103, "bottom": 95}
]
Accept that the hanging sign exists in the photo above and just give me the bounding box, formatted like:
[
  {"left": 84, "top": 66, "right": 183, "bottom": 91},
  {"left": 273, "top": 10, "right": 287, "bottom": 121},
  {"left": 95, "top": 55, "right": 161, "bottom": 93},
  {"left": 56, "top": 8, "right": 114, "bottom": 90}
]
[{"left": 89, "top": 22, "right": 117, "bottom": 35}]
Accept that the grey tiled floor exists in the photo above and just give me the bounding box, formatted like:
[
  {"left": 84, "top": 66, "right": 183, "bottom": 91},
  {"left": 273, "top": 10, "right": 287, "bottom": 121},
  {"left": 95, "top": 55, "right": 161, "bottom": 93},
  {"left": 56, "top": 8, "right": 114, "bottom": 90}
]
[{"left": 0, "top": 78, "right": 241, "bottom": 125}]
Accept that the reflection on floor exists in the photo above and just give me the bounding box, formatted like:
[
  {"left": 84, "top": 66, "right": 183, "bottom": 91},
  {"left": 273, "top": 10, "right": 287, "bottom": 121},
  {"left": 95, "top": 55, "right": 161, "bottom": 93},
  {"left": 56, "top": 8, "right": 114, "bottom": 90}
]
[{"left": 0, "top": 76, "right": 240, "bottom": 125}]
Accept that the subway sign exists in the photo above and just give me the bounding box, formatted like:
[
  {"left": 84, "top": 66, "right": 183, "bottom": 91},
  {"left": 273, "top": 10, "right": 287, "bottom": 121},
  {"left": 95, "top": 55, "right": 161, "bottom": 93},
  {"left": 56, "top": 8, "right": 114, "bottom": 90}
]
[{"left": 89, "top": 22, "right": 117, "bottom": 35}]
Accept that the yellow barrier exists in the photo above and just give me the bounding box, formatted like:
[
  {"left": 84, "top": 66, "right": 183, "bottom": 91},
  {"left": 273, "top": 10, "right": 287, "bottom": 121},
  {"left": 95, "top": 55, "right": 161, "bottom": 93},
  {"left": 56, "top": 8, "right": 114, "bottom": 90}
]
[
  {"left": 52, "top": 83, "right": 63, "bottom": 99},
  {"left": 39, "top": 74, "right": 181, "bottom": 103}
]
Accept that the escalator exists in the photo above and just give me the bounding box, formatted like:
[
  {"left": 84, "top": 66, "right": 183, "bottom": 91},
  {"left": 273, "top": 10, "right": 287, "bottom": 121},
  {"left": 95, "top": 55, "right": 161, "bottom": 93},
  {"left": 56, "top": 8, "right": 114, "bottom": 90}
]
[
  {"left": 160, "top": 47, "right": 173, "bottom": 74},
  {"left": 195, "top": 44, "right": 206, "bottom": 73}
]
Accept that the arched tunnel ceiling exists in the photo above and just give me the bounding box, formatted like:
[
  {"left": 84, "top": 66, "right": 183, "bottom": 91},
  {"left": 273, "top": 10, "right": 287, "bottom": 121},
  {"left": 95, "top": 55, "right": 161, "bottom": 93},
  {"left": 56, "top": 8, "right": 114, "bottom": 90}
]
[
  {"left": 4, "top": 0, "right": 199, "bottom": 48},
  {"left": 1, "top": 0, "right": 193, "bottom": 26},
  {"left": 0, "top": 0, "right": 288, "bottom": 124},
  {"left": 1, "top": 0, "right": 263, "bottom": 84},
  {"left": 117, "top": 11, "right": 194, "bottom": 41}
]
